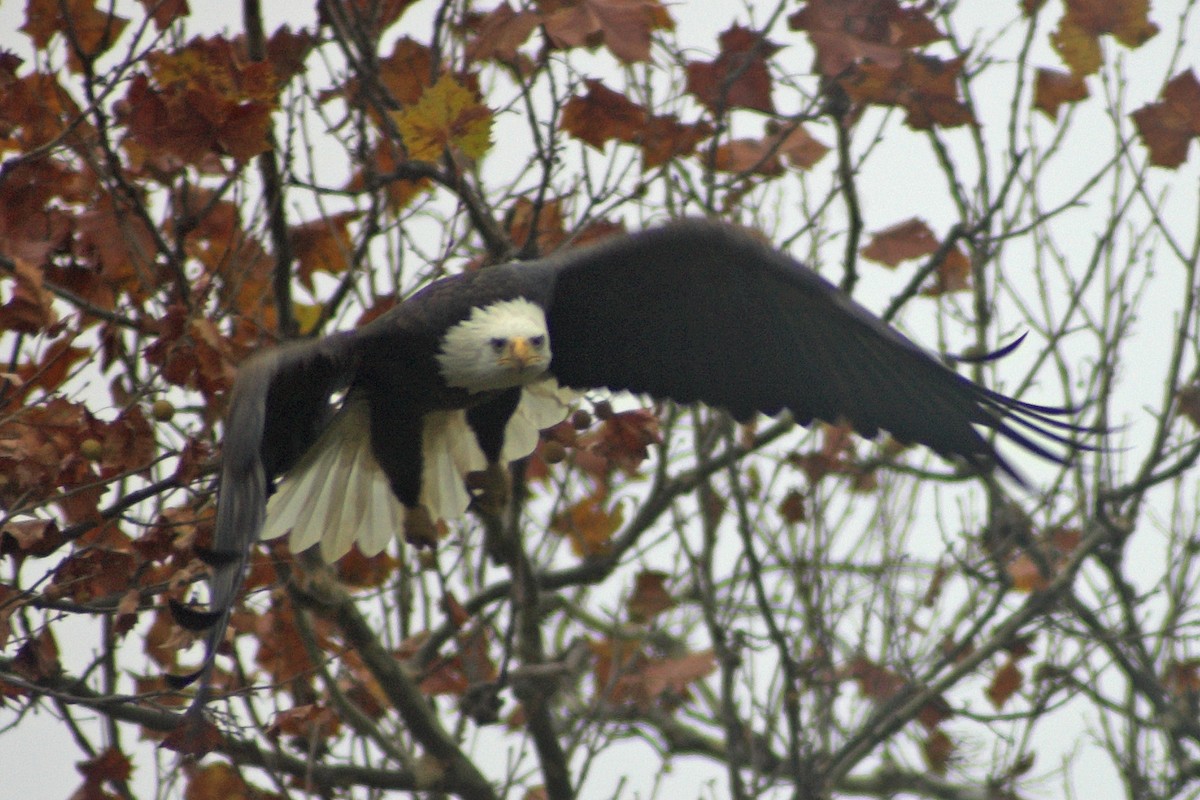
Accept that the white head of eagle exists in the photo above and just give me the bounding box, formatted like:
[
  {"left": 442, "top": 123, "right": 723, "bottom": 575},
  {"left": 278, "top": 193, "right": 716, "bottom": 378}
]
[{"left": 436, "top": 297, "right": 552, "bottom": 392}]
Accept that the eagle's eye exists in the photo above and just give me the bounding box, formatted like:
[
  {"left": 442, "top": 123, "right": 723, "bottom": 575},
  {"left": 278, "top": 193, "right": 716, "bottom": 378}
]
[
  {"left": 489, "top": 337, "right": 507, "bottom": 353},
  {"left": 530, "top": 335, "right": 545, "bottom": 348}
]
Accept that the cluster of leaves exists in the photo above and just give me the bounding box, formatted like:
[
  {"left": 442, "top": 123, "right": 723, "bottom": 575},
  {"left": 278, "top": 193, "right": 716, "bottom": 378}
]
[{"left": 1, "top": 0, "right": 1199, "bottom": 799}]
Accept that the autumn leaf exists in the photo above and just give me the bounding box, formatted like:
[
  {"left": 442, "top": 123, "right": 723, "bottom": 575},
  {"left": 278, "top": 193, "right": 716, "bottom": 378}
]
[
  {"left": 627, "top": 570, "right": 675, "bottom": 622},
  {"left": 419, "top": 624, "right": 497, "bottom": 696},
  {"left": 551, "top": 494, "right": 623, "bottom": 557},
  {"left": 121, "top": 46, "right": 275, "bottom": 168},
  {"left": 619, "top": 650, "right": 716, "bottom": 710},
  {"left": 920, "top": 244, "right": 971, "bottom": 296},
  {"left": 765, "top": 120, "right": 829, "bottom": 170},
  {"left": 860, "top": 218, "right": 938, "bottom": 267},
  {"left": 791, "top": 422, "right": 856, "bottom": 483},
  {"left": 466, "top": 2, "right": 542, "bottom": 63},
  {"left": 713, "top": 138, "right": 784, "bottom": 176},
  {"left": 137, "top": 0, "right": 189, "bottom": 31},
  {"left": 267, "top": 703, "right": 342, "bottom": 742},
  {"left": 289, "top": 211, "right": 362, "bottom": 291},
  {"left": 685, "top": 25, "right": 780, "bottom": 114},
  {"left": 74, "top": 747, "right": 133, "bottom": 798},
  {"left": 987, "top": 658, "right": 1024, "bottom": 709},
  {"left": 1034, "top": 68, "right": 1090, "bottom": 120},
  {"left": 1164, "top": 659, "right": 1200, "bottom": 699},
  {"left": 778, "top": 489, "right": 806, "bottom": 524},
  {"left": 788, "top": 0, "right": 942, "bottom": 76},
  {"left": 1177, "top": 384, "right": 1200, "bottom": 427},
  {"left": 1, "top": 519, "right": 65, "bottom": 563},
  {"left": 846, "top": 655, "right": 907, "bottom": 701},
  {"left": 844, "top": 53, "right": 975, "bottom": 130},
  {"left": 20, "top": 0, "right": 129, "bottom": 70},
  {"left": 587, "top": 408, "right": 661, "bottom": 474},
  {"left": 1131, "top": 70, "right": 1200, "bottom": 168},
  {"left": 1052, "top": 0, "right": 1158, "bottom": 77},
  {"left": 560, "top": 79, "right": 646, "bottom": 151},
  {"left": 254, "top": 598, "right": 321, "bottom": 689},
  {"left": 508, "top": 197, "right": 567, "bottom": 253},
  {"left": 0, "top": 256, "right": 57, "bottom": 333},
  {"left": 924, "top": 729, "right": 955, "bottom": 775},
  {"left": 1006, "top": 527, "right": 1083, "bottom": 592},
  {"left": 543, "top": 0, "right": 672, "bottom": 64},
  {"left": 393, "top": 74, "right": 493, "bottom": 162},
  {"left": 13, "top": 627, "right": 59, "bottom": 681},
  {"left": 334, "top": 546, "right": 400, "bottom": 587},
  {"left": 181, "top": 762, "right": 253, "bottom": 799},
  {"left": 346, "top": 140, "right": 433, "bottom": 213},
  {"left": 640, "top": 114, "right": 714, "bottom": 169}
]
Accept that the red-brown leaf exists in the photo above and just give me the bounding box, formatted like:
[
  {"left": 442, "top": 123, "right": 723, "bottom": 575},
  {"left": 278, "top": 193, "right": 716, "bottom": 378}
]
[
  {"left": 1034, "top": 68, "right": 1090, "bottom": 120},
  {"left": 560, "top": 79, "right": 646, "bottom": 150},
  {"left": 986, "top": 658, "right": 1023, "bottom": 709},
  {"left": 860, "top": 218, "right": 938, "bottom": 267},
  {"left": 1132, "top": 70, "right": 1200, "bottom": 168},
  {"left": 685, "top": 25, "right": 780, "bottom": 113},
  {"left": 627, "top": 570, "right": 675, "bottom": 622}
]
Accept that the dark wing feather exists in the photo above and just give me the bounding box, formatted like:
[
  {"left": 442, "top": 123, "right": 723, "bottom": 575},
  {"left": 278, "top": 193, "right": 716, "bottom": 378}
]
[
  {"left": 168, "top": 332, "right": 360, "bottom": 707},
  {"left": 541, "top": 219, "right": 1090, "bottom": 479}
]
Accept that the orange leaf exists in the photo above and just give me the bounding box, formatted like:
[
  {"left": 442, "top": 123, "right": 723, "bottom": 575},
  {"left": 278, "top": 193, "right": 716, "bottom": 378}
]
[
  {"left": 560, "top": 79, "right": 646, "bottom": 151},
  {"left": 508, "top": 197, "right": 566, "bottom": 253},
  {"left": 920, "top": 244, "right": 971, "bottom": 296},
  {"left": 137, "top": 0, "right": 189, "bottom": 30},
  {"left": 1034, "top": 68, "right": 1089, "bottom": 120},
  {"left": 375, "top": 38, "right": 436, "bottom": 106},
  {"left": 182, "top": 762, "right": 251, "bottom": 799},
  {"left": 551, "top": 495, "right": 623, "bottom": 557},
  {"left": 289, "top": 211, "right": 361, "bottom": 291},
  {"left": 860, "top": 218, "right": 938, "bottom": 267},
  {"left": 766, "top": 121, "right": 830, "bottom": 170},
  {"left": 713, "top": 138, "right": 783, "bottom": 176},
  {"left": 334, "top": 545, "right": 399, "bottom": 587}
]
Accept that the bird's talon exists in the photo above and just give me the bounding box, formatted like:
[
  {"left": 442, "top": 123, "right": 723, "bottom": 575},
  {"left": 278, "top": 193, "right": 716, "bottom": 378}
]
[
  {"left": 404, "top": 505, "right": 439, "bottom": 548},
  {"left": 470, "top": 463, "right": 510, "bottom": 516}
]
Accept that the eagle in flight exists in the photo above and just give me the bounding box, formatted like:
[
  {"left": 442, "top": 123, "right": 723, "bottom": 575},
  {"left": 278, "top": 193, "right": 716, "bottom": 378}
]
[{"left": 170, "top": 218, "right": 1091, "bottom": 695}]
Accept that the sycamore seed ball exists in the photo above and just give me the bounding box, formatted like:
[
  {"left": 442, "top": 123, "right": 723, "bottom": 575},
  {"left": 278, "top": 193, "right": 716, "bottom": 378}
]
[
  {"left": 80, "top": 438, "right": 103, "bottom": 461},
  {"left": 151, "top": 399, "right": 175, "bottom": 421}
]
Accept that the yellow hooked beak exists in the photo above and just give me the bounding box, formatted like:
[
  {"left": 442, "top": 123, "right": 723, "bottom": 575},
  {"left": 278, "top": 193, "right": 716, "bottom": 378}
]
[{"left": 502, "top": 337, "right": 540, "bottom": 368}]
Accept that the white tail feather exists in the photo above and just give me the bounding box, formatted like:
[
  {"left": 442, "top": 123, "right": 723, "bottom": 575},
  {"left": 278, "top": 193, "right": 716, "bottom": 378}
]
[{"left": 261, "top": 379, "right": 573, "bottom": 560}]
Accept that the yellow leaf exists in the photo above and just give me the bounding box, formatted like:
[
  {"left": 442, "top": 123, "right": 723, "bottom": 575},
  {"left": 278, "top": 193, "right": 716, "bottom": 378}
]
[
  {"left": 292, "top": 303, "right": 322, "bottom": 335},
  {"left": 392, "top": 74, "right": 493, "bottom": 162}
]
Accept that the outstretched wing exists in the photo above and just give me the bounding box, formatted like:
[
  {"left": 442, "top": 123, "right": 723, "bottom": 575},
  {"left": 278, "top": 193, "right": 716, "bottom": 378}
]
[
  {"left": 168, "top": 331, "right": 360, "bottom": 701},
  {"left": 540, "top": 219, "right": 1089, "bottom": 479}
]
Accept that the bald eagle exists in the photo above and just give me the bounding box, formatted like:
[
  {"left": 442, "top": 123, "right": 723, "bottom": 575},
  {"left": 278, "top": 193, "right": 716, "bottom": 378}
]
[{"left": 169, "top": 218, "right": 1091, "bottom": 692}]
